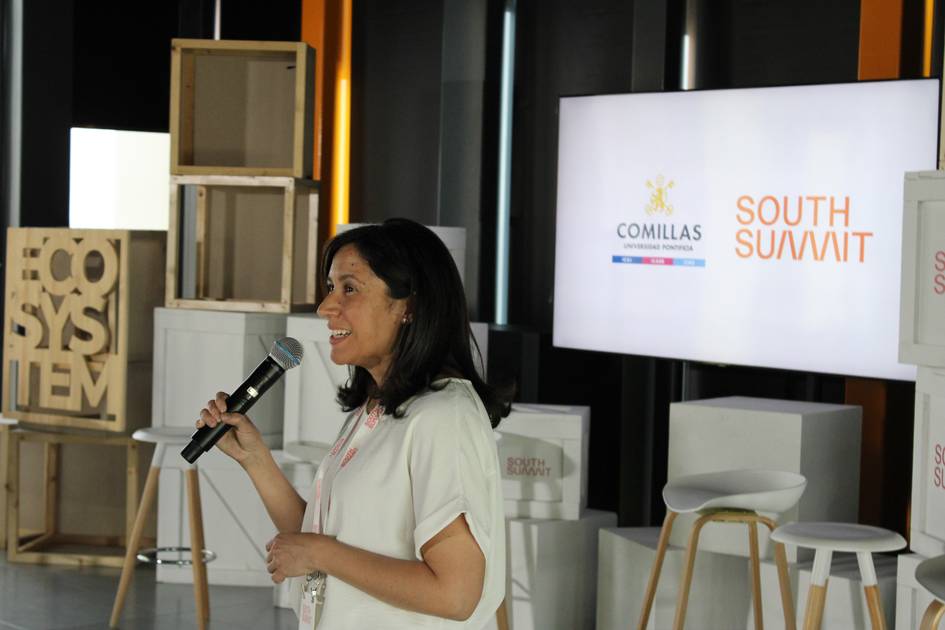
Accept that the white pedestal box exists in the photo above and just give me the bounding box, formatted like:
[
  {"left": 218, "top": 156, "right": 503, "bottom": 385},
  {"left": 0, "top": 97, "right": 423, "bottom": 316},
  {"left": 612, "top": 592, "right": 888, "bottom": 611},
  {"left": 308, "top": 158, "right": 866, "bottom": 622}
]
[
  {"left": 496, "top": 403, "right": 589, "bottom": 520},
  {"left": 795, "top": 554, "right": 897, "bottom": 630},
  {"left": 152, "top": 307, "right": 287, "bottom": 446},
  {"left": 281, "top": 315, "right": 491, "bottom": 461},
  {"left": 480, "top": 510, "right": 616, "bottom": 630},
  {"left": 910, "top": 366, "right": 945, "bottom": 557},
  {"left": 900, "top": 171, "right": 945, "bottom": 368},
  {"left": 668, "top": 397, "right": 861, "bottom": 561},
  {"left": 596, "top": 527, "right": 754, "bottom": 630},
  {"left": 156, "top": 448, "right": 303, "bottom": 586},
  {"left": 896, "top": 552, "right": 937, "bottom": 630},
  {"left": 274, "top": 456, "right": 317, "bottom": 608}
]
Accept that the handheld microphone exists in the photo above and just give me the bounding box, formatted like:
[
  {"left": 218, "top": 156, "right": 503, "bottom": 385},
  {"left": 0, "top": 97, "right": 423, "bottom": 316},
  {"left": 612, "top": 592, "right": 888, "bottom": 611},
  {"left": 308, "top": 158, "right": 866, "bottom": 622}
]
[{"left": 181, "top": 337, "right": 304, "bottom": 463}]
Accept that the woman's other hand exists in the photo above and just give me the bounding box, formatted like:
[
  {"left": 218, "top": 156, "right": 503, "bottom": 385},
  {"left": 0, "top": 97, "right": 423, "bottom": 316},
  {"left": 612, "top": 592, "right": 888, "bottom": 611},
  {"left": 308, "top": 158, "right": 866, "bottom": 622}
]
[
  {"left": 265, "top": 533, "right": 325, "bottom": 583},
  {"left": 196, "top": 391, "right": 266, "bottom": 466}
]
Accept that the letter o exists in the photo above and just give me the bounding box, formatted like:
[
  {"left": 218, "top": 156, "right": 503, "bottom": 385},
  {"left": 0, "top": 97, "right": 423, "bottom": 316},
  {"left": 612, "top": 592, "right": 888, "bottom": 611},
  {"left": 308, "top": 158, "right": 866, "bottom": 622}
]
[
  {"left": 628, "top": 223, "right": 641, "bottom": 238},
  {"left": 757, "top": 196, "right": 781, "bottom": 226},
  {"left": 73, "top": 238, "right": 119, "bottom": 298}
]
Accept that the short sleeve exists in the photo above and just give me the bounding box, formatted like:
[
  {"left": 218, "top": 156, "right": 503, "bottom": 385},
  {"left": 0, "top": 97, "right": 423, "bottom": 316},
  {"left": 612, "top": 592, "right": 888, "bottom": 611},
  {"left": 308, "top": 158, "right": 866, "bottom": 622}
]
[{"left": 408, "top": 394, "right": 496, "bottom": 561}]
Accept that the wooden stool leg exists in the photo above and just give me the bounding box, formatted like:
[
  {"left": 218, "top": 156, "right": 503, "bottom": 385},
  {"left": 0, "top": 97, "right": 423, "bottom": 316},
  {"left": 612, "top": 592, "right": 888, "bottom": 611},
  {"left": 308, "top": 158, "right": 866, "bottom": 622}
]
[
  {"left": 856, "top": 551, "right": 886, "bottom": 630},
  {"left": 672, "top": 513, "right": 711, "bottom": 630},
  {"left": 920, "top": 600, "right": 945, "bottom": 630},
  {"left": 186, "top": 468, "right": 210, "bottom": 629},
  {"left": 772, "top": 541, "right": 797, "bottom": 630},
  {"left": 109, "top": 464, "right": 161, "bottom": 628},
  {"left": 495, "top": 597, "right": 510, "bottom": 630},
  {"left": 637, "top": 510, "right": 678, "bottom": 630},
  {"left": 802, "top": 549, "right": 832, "bottom": 630},
  {"left": 747, "top": 520, "right": 764, "bottom": 630}
]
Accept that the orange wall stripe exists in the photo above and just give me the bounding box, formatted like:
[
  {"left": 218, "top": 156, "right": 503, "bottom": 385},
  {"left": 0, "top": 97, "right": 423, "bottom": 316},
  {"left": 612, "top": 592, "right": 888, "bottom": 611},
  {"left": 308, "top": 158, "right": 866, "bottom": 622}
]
[
  {"left": 858, "top": 0, "right": 904, "bottom": 79},
  {"left": 924, "top": 0, "right": 935, "bottom": 77},
  {"left": 329, "top": 0, "right": 352, "bottom": 234}
]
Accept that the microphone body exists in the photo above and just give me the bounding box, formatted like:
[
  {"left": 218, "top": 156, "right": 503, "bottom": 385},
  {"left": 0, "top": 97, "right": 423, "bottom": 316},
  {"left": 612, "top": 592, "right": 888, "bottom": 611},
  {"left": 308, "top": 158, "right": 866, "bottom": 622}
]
[{"left": 181, "top": 336, "right": 303, "bottom": 463}]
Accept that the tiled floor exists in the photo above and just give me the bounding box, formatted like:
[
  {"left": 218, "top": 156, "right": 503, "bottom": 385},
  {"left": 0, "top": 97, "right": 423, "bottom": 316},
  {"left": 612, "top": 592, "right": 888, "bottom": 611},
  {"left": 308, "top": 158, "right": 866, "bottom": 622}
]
[{"left": 0, "top": 552, "right": 297, "bottom": 630}]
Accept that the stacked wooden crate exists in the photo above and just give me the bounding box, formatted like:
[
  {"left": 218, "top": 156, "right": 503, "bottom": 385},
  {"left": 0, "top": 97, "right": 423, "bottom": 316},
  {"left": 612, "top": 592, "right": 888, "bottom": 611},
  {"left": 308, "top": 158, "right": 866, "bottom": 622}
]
[
  {"left": 1, "top": 228, "right": 166, "bottom": 564},
  {"left": 154, "top": 38, "right": 320, "bottom": 587}
]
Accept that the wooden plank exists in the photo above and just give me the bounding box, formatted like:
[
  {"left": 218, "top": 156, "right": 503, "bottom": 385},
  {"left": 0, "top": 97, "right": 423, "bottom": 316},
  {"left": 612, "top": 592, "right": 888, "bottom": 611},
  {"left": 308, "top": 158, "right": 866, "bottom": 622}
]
[
  {"left": 171, "top": 174, "right": 303, "bottom": 188},
  {"left": 174, "top": 165, "right": 299, "bottom": 177},
  {"left": 6, "top": 431, "right": 20, "bottom": 558},
  {"left": 125, "top": 441, "right": 138, "bottom": 540},
  {"left": 281, "top": 182, "right": 296, "bottom": 307},
  {"left": 173, "top": 38, "right": 306, "bottom": 55},
  {"left": 43, "top": 442, "right": 58, "bottom": 536},
  {"left": 168, "top": 298, "right": 313, "bottom": 314},
  {"left": 0, "top": 425, "right": 6, "bottom": 550},
  {"left": 167, "top": 182, "right": 182, "bottom": 306},
  {"left": 17, "top": 531, "right": 55, "bottom": 553},
  {"left": 11, "top": 550, "right": 125, "bottom": 568},
  {"left": 195, "top": 185, "right": 209, "bottom": 298}
]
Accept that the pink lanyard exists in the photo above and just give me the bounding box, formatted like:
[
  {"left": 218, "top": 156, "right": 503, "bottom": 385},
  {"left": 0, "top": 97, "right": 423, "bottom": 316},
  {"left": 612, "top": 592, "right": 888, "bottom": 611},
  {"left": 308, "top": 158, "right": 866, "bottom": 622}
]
[{"left": 311, "top": 403, "right": 383, "bottom": 534}]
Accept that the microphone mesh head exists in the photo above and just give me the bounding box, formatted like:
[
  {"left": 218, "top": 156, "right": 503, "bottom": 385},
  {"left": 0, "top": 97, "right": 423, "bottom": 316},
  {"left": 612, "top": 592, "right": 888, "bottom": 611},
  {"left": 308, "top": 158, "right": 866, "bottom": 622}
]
[{"left": 270, "top": 337, "right": 304, "bottom": 370}]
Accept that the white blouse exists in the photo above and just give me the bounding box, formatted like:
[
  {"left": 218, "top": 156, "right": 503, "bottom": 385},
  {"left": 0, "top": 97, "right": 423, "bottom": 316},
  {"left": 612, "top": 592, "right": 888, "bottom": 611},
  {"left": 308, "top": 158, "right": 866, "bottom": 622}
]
[{"left": 291, "top": 378, "right": 506, "bottom": 629}]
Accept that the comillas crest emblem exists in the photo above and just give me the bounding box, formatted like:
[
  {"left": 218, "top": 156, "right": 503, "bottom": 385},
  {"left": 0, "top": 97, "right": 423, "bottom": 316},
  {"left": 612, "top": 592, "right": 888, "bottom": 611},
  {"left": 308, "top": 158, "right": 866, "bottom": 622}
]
[{"left": 645, "top": 175, "right": 675, "bottom": 216}]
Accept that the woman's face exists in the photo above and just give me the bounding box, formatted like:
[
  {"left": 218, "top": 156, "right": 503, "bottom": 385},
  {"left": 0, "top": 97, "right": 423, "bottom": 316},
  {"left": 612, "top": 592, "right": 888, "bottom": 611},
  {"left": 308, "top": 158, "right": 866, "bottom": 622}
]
[{"left": 316, "top": 244, "right": 409, "bottom": 387}]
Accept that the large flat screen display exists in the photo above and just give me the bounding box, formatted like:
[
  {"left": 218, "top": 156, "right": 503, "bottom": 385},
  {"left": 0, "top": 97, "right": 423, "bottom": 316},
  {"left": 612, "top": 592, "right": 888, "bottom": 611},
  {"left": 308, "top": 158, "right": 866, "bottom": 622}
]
[{"left": 553, "top": 79, "right": 939, "bottom": 380}]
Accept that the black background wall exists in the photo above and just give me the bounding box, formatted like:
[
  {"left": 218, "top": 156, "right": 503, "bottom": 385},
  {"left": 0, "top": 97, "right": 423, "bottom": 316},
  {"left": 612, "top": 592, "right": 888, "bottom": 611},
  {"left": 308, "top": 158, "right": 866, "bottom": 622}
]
[{"left": 1, "top": 0, "right": 923, "bottom": 528}]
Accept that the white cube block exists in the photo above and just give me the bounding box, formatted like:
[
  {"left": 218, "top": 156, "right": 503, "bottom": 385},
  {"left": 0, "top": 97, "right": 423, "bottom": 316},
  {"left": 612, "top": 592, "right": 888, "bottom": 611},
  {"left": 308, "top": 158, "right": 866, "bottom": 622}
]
[
  {"left": 274, "top": 456, "right": 317, "bottom": 608},
  {"left": 795, "top": 554, "right": 897, "bottom": 629},
  {"left": 282, "top": 314, "right": 350, "bottom": 461},
  {"left": 496, "top": 403, "right": 589, "bottom": 520},
  {"left": 900, "top": 172, "right": 945, "bottom": 368},
  {"left": 910, "top": 366, "right": 945, "bottom": 557},
  {"left": 152, "top": 307, "right": 287, "bottom": 445},
  {"left": 596, "top": 527, "right": 755, "bottom": 630},
  {"left": 668, "top": 397, "right": 861, "bottom": 560},
  {"left": 481, "top": 510, "right": 616, "bottom": 630},
  {"left": 896, "top": 552, "right": 937, "bottom": 630}
]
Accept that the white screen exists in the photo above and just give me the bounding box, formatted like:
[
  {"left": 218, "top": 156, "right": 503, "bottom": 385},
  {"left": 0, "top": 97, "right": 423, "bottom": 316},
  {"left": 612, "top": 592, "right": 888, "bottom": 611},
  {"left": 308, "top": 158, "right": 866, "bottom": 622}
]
[{"left": 553, "top": 80, "right": 939, "bottom": 380}]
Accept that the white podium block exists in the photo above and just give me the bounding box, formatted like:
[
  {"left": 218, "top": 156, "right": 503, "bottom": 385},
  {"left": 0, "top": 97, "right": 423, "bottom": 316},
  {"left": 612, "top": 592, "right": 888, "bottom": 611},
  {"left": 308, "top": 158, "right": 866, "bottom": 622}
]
[
  {"left": 668, "top": 397, "right": 861, "bottom": 560},
  {"left": 596, "top": 527, "right": 753, "bottom": 630},
  {"left": 910, "top": 366, "right": 945, "bottom": 557},
  {"left": 900, "top": 171, "right": 945, "bottom": 367},
  {"left": 496, "top": 404, "right": 589, "bottom": 520},
  {"left": 795, "top": 553, "right": 897, "bottom": 629},
  {"left": 274, "top": 456, "right": 317, "bottom": 608},
  {"left": 152, "top": 307, "right": 287, "bottom": 446},
  {"left": 896, "top": 552, "right": 937, "bottom": 630},
  {"left": 481, "top": 510, "right": 615, "bottom": 630},
  {"left": 282, "top": 315, "right": 491, "bottom": 461}
]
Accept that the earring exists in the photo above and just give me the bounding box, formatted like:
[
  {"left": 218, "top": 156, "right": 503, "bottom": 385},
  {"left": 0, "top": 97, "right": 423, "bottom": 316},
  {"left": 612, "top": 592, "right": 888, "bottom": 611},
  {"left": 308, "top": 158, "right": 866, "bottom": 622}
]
[{"left": 402, "top": 315, "right": 411, "bottom": 324}]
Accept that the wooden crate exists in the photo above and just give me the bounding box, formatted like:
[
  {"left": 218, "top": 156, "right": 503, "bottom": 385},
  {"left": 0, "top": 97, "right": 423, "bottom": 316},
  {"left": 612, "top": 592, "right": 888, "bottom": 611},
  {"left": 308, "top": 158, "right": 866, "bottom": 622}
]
[
  {"left": 4, "top": 427, "right": 154, "bottom": 567},
  {"left": 170, "top": 38, "right": 315, "bottom": 178},
  {"left": 166, "top": 175, "right": 319, "bottom": 313},
  {"left": 2, "top": 228, "right": 166, "bottom": 432}
]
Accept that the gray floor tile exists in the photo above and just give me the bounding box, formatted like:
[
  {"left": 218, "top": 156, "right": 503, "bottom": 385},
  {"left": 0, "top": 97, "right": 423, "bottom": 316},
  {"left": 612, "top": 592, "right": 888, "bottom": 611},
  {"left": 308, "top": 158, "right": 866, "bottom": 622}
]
[{"left": 0, "top": 552, "right": 297, "bottom": 630}]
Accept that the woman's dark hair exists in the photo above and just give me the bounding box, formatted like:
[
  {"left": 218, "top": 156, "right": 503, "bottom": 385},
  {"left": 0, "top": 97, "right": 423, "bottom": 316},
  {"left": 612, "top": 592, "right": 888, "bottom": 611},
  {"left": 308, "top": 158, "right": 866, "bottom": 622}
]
[{"left": 322, "top": 218, "right": 513, "bottom": 427}]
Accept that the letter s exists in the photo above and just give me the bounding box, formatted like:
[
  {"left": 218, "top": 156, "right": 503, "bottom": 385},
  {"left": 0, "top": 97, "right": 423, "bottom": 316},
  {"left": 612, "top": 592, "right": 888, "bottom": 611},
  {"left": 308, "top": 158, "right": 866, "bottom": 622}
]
[
  {"left": 936, "top": 273, "right": 945, "bottom": 295},
  {"left": 736, "top": 196, "right": 755, "bottom": 225},
  {"left": 935, "top": 250, "right": 945, "bottom": 271},
  {"left": 735, "top": 229, "right": 753, "bottom": 258}
]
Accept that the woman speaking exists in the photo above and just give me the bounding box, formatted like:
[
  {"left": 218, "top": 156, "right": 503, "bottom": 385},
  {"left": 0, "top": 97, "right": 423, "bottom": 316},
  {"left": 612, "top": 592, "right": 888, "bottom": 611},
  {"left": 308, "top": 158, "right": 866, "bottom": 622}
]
[{"left": 196, "top": 218, "right": 511, "bottom": 629}]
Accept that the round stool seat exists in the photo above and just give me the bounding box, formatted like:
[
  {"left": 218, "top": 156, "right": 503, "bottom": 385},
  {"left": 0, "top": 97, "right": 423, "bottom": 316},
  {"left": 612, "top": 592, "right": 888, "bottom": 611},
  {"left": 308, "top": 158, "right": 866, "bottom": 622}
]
[
  {"left": 132, "top": 426, "right": 196, "bottom": 445},
  {"left": 663, "top": 469, "right": 807, "bottom": 514},
  {"left": 771, "top": 521, "right": 906, "bottom": 553},
  {"left": 916, "top": 555, "right": 945, "bottom": 602}
]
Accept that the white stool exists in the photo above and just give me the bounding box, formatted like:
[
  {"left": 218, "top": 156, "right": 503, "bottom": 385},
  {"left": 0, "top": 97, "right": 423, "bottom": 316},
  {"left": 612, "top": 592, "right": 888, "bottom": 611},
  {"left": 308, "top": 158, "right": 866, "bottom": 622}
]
[
  {"left": 771, "top": 521, "right": 906, "bottom": 630},
  {"left": 638, "top": 469, "right": 806, "bottom": 630},
  {"left": 109, "top": 427, "right": 213, "bottom": 629},
  {"left": 913, "top": 554, "right": 945, "bottom": 629}
]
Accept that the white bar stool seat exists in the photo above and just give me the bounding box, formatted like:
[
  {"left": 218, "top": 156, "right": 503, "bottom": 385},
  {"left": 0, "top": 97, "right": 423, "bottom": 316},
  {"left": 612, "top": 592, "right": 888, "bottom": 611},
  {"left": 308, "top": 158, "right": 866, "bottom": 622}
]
[
  {"left": 771, "top": 521, "right": 906, "bottom": 630},
  {"left": 911, "top": 554, "right": 945, "bottom": 629},
  {"left": 109, "top": 426, "right": 213, "bottom": 629},
  {"left": 638, "top": 469, "right": 807, "bottom": 630}
]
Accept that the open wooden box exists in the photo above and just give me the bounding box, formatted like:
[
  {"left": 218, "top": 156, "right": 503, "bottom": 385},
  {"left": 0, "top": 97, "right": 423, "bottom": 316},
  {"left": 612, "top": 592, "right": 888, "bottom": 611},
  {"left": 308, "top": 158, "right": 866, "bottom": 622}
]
[
  {"left": 2, "top": 228, "right": 165, "bottom": 433},
  {"left": 166, "top": 175, "right": 319, "bottom": 313},
  {"left": 170, "top": 38, "right": 315, "bottom": 178}
]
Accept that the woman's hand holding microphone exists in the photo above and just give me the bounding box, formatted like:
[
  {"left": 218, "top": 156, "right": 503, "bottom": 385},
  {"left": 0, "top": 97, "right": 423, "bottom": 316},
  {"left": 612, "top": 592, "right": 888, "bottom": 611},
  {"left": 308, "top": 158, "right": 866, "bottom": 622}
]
[{"left": 196, "top": 391, "right": 266, "bottom": 467}]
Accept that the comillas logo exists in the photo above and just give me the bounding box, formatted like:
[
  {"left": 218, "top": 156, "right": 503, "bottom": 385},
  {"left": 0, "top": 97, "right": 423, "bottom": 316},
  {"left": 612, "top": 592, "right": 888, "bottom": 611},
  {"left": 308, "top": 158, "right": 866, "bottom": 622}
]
[{"left": 613, "top": 175, "right": 705, "bottom": 268}]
